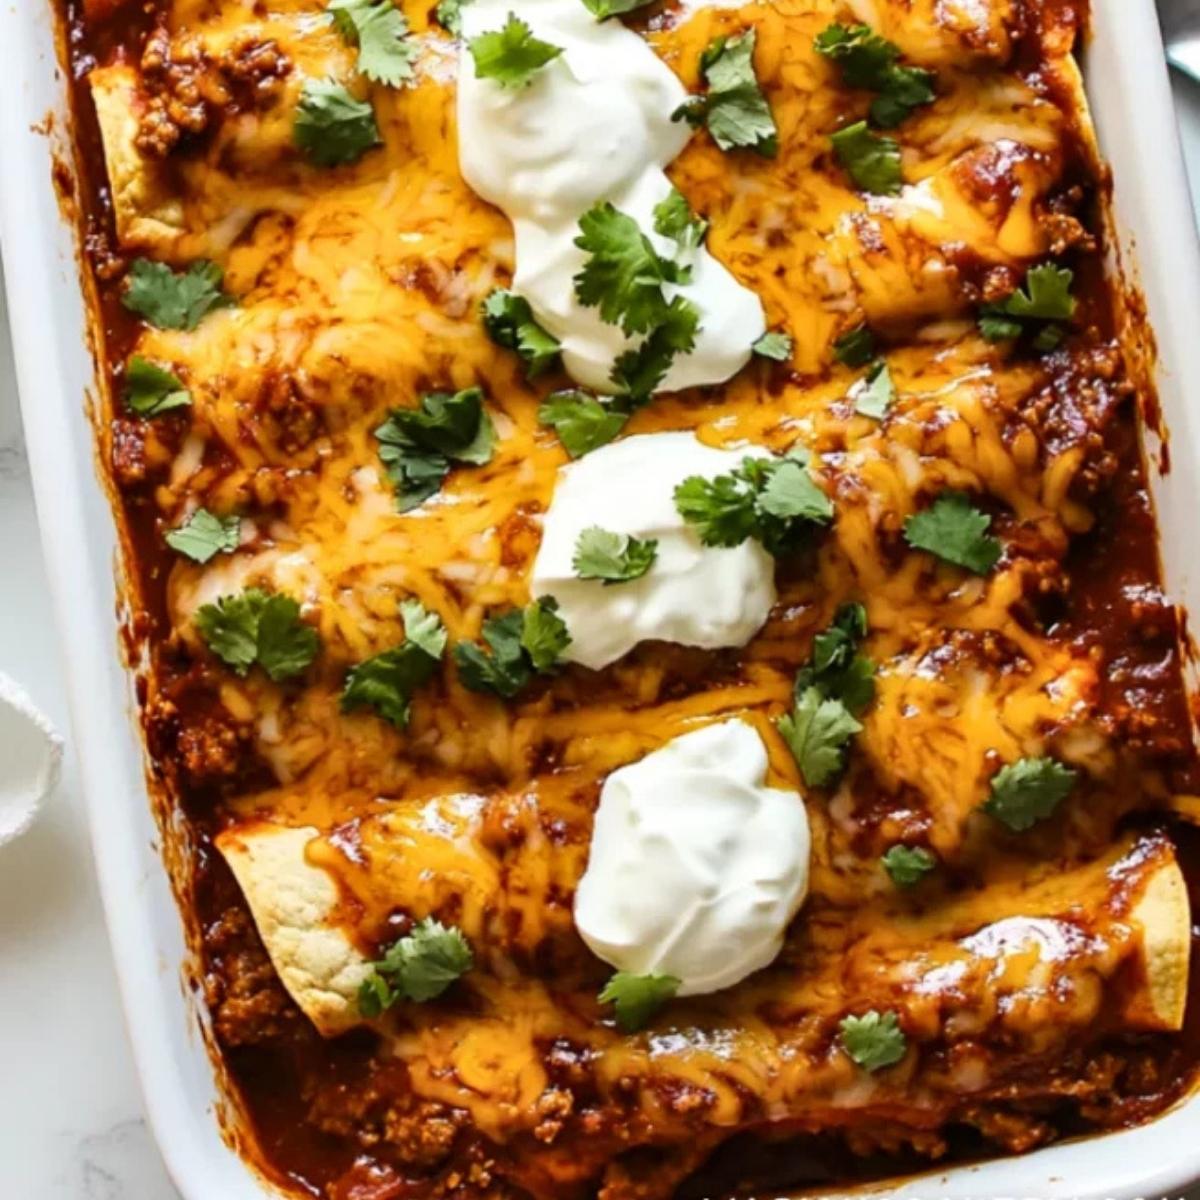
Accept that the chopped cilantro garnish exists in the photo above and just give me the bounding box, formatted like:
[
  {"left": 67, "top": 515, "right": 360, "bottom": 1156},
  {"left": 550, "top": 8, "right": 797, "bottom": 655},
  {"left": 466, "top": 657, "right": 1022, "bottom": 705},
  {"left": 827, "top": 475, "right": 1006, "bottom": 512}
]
[
  {"left": 374, "top": 388, "right": 495, "bottom": 512},
  {"left": 434, "top": 0, "right": 469, "bottom": 35},
  {"left": 792, "top": 602, "right": 876, "bottom": 716},
  {"left": 341, "top": 599, "right": 446, "bottom": 727},
  {"left": 673, "top": 30, "right": 778, "bottom": 157},
  {"left": 903, "top": 491, "right": 1002, "bottom": 575},
  {"left": 124, "top": 356, "right": 191, "bottom": 417},
  {"left": 481, "top": 289, "right": 560, "bottom": 377},
  {"left": 674, "top": 452, "right": 833, "bottom": 558},
  {"left": 978, "top": 264, "right": 1076, "bottom": 347},
  {"left": 881, "top": 844, "right": 936, "bottom": 887},
  {"left": 598, "top": 971, "right": 680, "bottom": 1032},
  {"left": 778, "top": 686, "right": 863, "bottom": 788},
  {"left": 814, "top": 24, "right": 935, "bottom": 128},
  {"left": 608, "top": 294, "right": 699, "bottom": 401},
  {"left": 830, "top": 120, "right": 902, "bottom": 195},
  {"left": 328, "top": 0, "right": 418, "bottom": 87},
  {"left": 581, "top": 0, "right": 654, "bottom": 18},
  {"left": 293, "top": 78, "right": 381, "bottom": 167},
  {"left": 573, "top": 527, "right": 658, "bottom": 584},
  {"left": 854, "top": 360, "right": 894, "bottom": 419},
  {"left": 982, "top": 756, "right": 1076, "bottom": 832},
  {"left": 832, "top": 325, "right": 875, "bottom": 367},
  {"left": 574, "top": 201, "right": 691, "bottom": 337},
  {"left": 538, "top": 390, "right": 629, "bottom": 458},
  {"left": 455, "top": 598, "right": 569, "bottom": 697},
  {"left": 357, "top": 917, "right": 473, "bottom": 1016},
  {"left": 122, "top": 259, "right": 233, "bottom": 331},
  {"left": 652, "top": 187, "right": 708, "bottom": 251},
  {"left": 195, "top": 589, "right": 320, "bottom": 682},
  {"left": 839, "top": 1010, "right": 907, "bottom": 1071},
  {"left": 752, "top": 330, "right": 793, "bottom": 361},
  {"left": 468, "top": 12, "right": 563, "bottom": 87},
  {"left": 165, "top": 509, "right": 240, "bottom": 564}
]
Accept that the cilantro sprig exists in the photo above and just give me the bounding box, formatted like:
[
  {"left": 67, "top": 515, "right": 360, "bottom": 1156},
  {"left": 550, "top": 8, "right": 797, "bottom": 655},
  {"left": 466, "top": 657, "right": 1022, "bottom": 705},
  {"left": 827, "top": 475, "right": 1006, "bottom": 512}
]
[
  {"left": 123, "top": 259, "right": 233, "bottom": 331},
  {"left": 481, "top": 289, "right": 560, "bottom": 377},
  {"left": 434, "top": 0, "right": 469, "bottom": 35},
  {"left": 328, "top": 0, "right": 417, "bottom": 87},
  {"left": 839, "top": 1010, "right": 907, "bottom": 1071},
  {"left": 674, "top": 450, "right": 833, "bottom": 558},
  {"left": 468, "top": 13, "right": 562, "bottom": 87},
  {"left": 752, "top": 330, "right": 793, "bottom": 362},
  {"left": 979, "top": 265, "right": 1076, "bottom": 350},
  {"left": 653, "top": 188, "right": 708, "bottom": 252},
  {"left": 599, "top": 971, "right": 680, "bottom": 1033},
  {"left": 538, "top": 390, "right": 629, "bottom": 458},
  {"left": 165, "top": 509, "right": 240, "bottom": 564},
  {"left": 357, "top": 917, "right": 473, "bottom": 1016},
  {"left": 195, "top": 589, "right": 320, "bottom": 682},
  {"left": 881, "top": 844, "right": 936, "bottom": 887},
  {"left": 982, "top": 755, "right": 1076, "bottom": 832},
  {"left": 573, "top": 527, "right": 658, "bottom": 584},
  {"left": 582, "top": 0, "right": 654, "bottom": 18},
  {"left": 903, "top": 492, "right": 1002, "bottom": 576},
  {"left": 674, "top": 30, "right": 778, "bottom": 157},
  {"left": 374, "top": 388, "right": 495, "bottom": 512},
  {"left": 854, "top": 360, "right": 894, "bottom": 419},
  {"left": 814, "top": 24, "right": 935, "bottom": 128},
  {"left": 778, "top": 603, "right": 875, "bottom": 787},
  {"left": 341, "top": 599, "right": 447, "bottom": 727},
  {"left": 609, "top": 295, "right": 699, "bottom": 401},
  {"left": 455, "top": 598, "right": 570, "bottom": 698},
  {"left": 832, "top": 325, "right": 875, "bottom": 368},
  {"left": 831, "top": 120, "right": 902, "bottom": 195},
  {"left": 125, "top": 356, "right": 191, "bottom": 417},
  {"left": 294, "top": 78, "right": 382, "bottom": 167}
]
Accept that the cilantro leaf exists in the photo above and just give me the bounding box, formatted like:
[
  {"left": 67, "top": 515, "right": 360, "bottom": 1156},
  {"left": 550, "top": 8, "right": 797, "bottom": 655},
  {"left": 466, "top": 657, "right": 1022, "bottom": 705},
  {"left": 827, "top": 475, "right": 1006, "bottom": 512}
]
[
  {"left": 982, "top": 756, "right": 1076, "bottom": 832},
  {"left": 521, "top": 596, "right": 571, "bottom": 672},
  {"left": 854, "top": 360, "right": 894, "bottom": 419},
  {"left": 165, "top": 509, "right": 240, "bottom": 564},
  {"left": 778, "top": 686, "right": 862, "bottom": 788},
  {"left": 978, "top": 265, "right": 1076, "bottom": 346},
  {"left": 752, "top": 330, "right": 793, "bottom": 361},
  {"left": 814, "top": 24, "right": 935, "bottom": 128},
  {"left": 574, "top": 201, "right": 690, "bottom": 337},
  {"left": 598, "top": 971, "right": 680, "bottom": 1033},
  {"left": 195, "top": 589, "right": 319, "bottom": 682},
  {"left": 608, "top": 295, "right": 700, "bottom": 401},
  {"left": 839, "top": 1010, "right": 907, "bottom": 1071},
  {"left": 833, "top": 325, "right": 875, "bottom": 367},
  {"left": 653, "top": 187, "right": 708, "bottom": 251},
  {"left": 538, "top": 390, "right": 629, "bottom": 458},
  {"left": 903, "top": 491, "right": 1002, "bottom": 575},
  {"left": 123, "top": 259, "right": 233, "bottom": 331},
  {"left": 375, "top": 388, "right": 495, "bottom": 512},
  {"left": 434, "top": 0, "right": 469, "bottom": 35},
  {"left": 831, "top": 120, "right": 902, "bottom": 195},
  {"left": 340, "top": 599, "right": 446, "bottom": 727},
  {"left": 125, "top": 356, "right": 192, "bottom": 417},
  {"left": 674, "top": 453, "right": 832, "bottom": 557},
  {"left": 581, "top": 0, "right": 654, "bottom": 18},
  {"left": 293, "top": 78, "right": 381, "bottom": 167},
  {"left": 674, "top": 30, "right": 778, "bottom": 157},
  {"left": 468, "top": 13, "right": 563, "bottom": 87},
  {"left": 328, "top": 0, "right": 417, "bottom": 87},
  {"left": 881, "top": 844, "right": 936, "bottom": 887},
  {"left": 792, "top": 602, "right": 876, "bottom": 716},
  {"left": 357, "top": 917, "right": 473, "bottom": 1016},
  {"left": 481, "top": 289, "right": 560, "bottom": 377},
  {"left": 573, "top": 527, "right": 658, "bottom": 584},
  {"left": 455, "top": 609, "right": 532, "bottom": 698}
]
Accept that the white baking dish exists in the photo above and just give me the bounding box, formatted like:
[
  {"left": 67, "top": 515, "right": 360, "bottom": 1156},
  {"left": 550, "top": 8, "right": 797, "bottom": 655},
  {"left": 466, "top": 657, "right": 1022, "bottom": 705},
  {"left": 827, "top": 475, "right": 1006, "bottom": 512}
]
[{"left": 2, "top": 2, "right": 1199, "bottom": 1197}]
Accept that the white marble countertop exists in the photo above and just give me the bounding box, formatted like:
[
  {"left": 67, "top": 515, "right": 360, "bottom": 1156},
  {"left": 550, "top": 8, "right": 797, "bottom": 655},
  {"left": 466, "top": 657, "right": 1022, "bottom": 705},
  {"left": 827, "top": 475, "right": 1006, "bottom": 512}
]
[{"left": 2, "top": 65, "right": 1200, "bottom": 1200}]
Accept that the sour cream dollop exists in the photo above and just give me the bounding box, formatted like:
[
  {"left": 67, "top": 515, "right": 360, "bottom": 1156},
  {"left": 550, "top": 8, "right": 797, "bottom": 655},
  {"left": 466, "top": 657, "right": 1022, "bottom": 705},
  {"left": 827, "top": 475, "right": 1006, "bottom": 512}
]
[
  {"left": 575, "top": 720, "right": 811, "bottom": 996},
  {"left": 530, "top": 431, "right": 776, "bottom": 670},
  {"left": 456, "top": 0, "right": 766, "bottom": 393}
]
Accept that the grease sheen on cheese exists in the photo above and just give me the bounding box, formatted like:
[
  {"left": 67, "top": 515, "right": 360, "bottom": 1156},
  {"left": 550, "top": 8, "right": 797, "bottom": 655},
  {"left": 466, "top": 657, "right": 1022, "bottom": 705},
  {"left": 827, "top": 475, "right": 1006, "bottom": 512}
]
[
  {"left": 529, "top": 432, "right": 776, "bottom": 670},
  {"left": 456, "top": 0, "right": 766, "bottom": 394},
  {"left": 575, "top": 720, "right": 811, "bottom": 996}
]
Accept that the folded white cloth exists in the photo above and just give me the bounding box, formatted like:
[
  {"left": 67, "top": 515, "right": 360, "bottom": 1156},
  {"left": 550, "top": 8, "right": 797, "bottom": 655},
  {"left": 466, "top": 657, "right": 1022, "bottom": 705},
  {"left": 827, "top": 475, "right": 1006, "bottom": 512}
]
[{"left": 0, "top": 670, "right": 62, "bottom": 845}]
